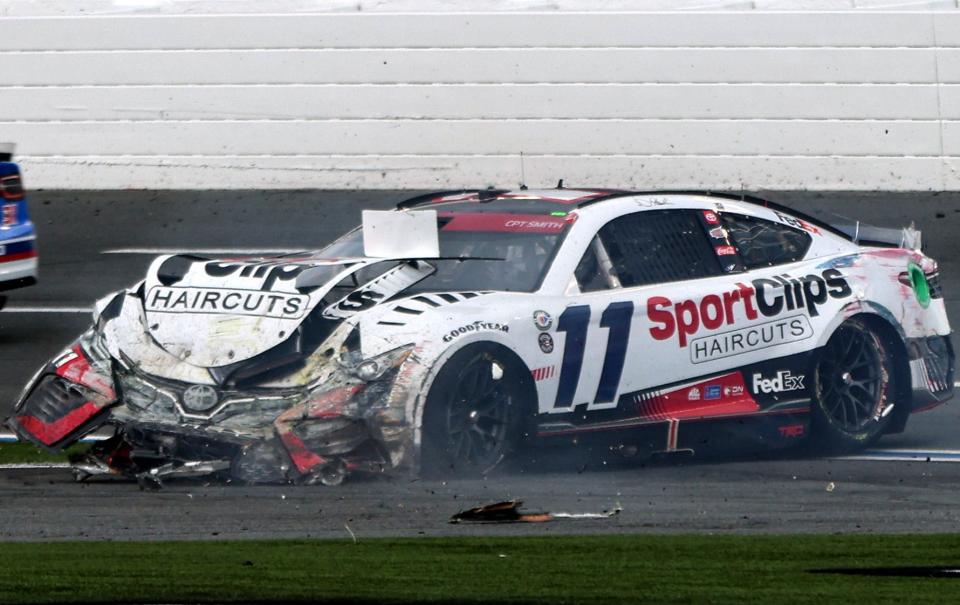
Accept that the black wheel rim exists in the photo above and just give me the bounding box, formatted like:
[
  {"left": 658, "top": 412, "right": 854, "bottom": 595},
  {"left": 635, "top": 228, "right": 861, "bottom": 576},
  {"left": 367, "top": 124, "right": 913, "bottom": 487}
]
[
  {"left": 817, "top": 326, "right": 886, "bottom": 432},
  {"left": 443, "top": 355, "right": 514, "bottom": 470}
]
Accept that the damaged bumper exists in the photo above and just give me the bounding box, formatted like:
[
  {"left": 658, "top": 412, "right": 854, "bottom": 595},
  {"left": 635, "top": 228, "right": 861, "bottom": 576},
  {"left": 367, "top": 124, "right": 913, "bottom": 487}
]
[
  {"left": 7, "top": 331, "right": 424, "bottom": 485},
  {"left": 908, "top": 334, "right": 955, "bottom": 412}
]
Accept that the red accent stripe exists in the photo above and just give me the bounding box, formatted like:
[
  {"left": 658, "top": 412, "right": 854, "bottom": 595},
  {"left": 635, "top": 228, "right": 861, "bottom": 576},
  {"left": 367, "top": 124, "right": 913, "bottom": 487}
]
[
  {"left": 15, "top": 402, "right": 102, "bottom": 446},
  {"left": 0, "top": 250, "right": 36, "bottom": 264},
  {"left": 440, "top": 213, "right": 568, "bottom": 233},
  {"left": 537, "top": 406, "right": 810, "bottom": 438}
]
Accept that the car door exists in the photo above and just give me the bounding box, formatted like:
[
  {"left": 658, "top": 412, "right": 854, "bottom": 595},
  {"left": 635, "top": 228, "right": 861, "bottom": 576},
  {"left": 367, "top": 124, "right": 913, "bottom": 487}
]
[{"left": 553, "top": 208, "right": 730, "bottom": 414}]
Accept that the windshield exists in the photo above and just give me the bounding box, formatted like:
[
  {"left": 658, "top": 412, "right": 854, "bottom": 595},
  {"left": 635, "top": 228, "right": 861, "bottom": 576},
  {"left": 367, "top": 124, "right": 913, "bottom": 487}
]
[{"left": 318, "top": 212, "right": 571, "bottom": 292}]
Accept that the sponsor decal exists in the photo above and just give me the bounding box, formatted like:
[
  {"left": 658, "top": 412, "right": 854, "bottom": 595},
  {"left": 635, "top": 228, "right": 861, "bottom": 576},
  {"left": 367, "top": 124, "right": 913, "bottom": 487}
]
[
  {"left": 691, "top": 316, "right": 813, "bottom": 364},
  {"left": 708, "top": 226, "right": 726, "bottom": 239},
  {"left": 631, "top": 371, "right": 760, "bottom": 420},
  {"left": 324, "top": 289, "right": 384, "bottom": 318},
  {"left": 724, "top": 384, "right": 745, "bottom": 397},
  {"left": 703, "top": 210, "right": 720, "bottom": 224},
  {"left": 145, "top": 286, "right": 309, "bottom": 319},
  {"left": 752, "top": 370, "right": 805, "bottom": 394},
  {"left": 538, "top": 332, "right": 555, "bottom": 354},
  {"left": 773, "top": 210, "right": 821, "bottom": 235},
  {"left": 778, "top": 424, "right": 805, "bottom": 438},
  {"left": 440, "top": 213, "right": 568, "bottom": 233},
  {"left": 531, "top": 366, "right": 556, "bottom": 381},
  {"left": 202, "top": 261, "right": 310, "bottom": 291},
  {"left": 649, "top": 268, "right": 851, "bottom": 348},
  {"left": 715, "top": 245, "right": 737, "bottom": 256},
  {"left": 2, "top": 204, "right": 16, "bottom": 226},
  {"left": 441, "top": 320, "right": 510, "bottom": 343},
  {"left": 533, "top": 310, "right": 553, "bottom": 331}
]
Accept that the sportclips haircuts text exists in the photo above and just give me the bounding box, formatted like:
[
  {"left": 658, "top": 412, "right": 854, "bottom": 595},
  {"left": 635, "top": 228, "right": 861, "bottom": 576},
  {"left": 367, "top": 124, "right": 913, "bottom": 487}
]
[{"left": 647, "top": 269, "right": 851, "bottom": 363}]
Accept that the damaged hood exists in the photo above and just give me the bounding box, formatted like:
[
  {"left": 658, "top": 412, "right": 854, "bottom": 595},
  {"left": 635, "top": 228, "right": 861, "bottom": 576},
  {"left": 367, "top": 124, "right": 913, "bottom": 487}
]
[{"left": 141, "top": 253, "right": 431, "bottom": 367}]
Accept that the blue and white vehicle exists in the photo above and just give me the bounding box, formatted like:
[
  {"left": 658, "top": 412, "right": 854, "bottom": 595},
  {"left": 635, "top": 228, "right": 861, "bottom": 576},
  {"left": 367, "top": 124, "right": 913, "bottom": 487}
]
[{"left": 0, "top": 144, "right": 38, "bottom": 300}]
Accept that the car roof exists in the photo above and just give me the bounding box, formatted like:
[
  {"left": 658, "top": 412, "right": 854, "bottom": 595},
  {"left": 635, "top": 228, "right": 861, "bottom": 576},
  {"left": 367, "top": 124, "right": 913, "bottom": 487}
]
[{"left": 396, "top": 188, "right": 853, "bottom": 241}]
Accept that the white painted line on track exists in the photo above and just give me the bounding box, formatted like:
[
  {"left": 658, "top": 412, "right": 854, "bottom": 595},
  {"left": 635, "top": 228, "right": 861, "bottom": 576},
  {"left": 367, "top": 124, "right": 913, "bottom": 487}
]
[
  {"left": 833, "top": 449, "right": 960, "bottom": 463},
  {"left": 1, "top": 306, "right": 90, "bottom": 313},
  {"left": 103, "top": 248, "right": 305, "bottom": 255},
  {"left": 0, "top": 462, "right": 71, "bottom": 470}
]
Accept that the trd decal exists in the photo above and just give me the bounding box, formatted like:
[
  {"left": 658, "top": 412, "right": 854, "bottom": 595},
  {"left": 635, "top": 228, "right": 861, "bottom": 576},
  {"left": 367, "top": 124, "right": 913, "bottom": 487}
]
[
  {"left": 778, "top": 424, "right": 805, "bottom": 438},
  {"left": 554, "top": 302, "right": 633, "bottom": 408}
]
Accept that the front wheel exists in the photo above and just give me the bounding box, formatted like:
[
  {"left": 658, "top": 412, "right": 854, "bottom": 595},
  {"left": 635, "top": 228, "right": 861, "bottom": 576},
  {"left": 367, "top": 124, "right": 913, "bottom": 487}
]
[
  {"left": 811, "top": 318, "right": 896, "bottom": 452},
  {"left": 421, "top": 345, "right": 525, "bottom": 477}
]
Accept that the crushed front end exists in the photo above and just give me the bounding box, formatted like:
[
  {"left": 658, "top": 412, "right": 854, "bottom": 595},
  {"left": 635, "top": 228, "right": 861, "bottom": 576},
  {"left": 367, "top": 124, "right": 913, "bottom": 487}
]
[{"left": 7, "top": 284, "right": 429, "bottom": 487}]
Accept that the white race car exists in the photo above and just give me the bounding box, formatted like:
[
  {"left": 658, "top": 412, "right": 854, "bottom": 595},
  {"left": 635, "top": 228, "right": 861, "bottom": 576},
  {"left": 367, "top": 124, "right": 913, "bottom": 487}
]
[{"left": 7, "top": 189, "right": 953, "bottom": 485}]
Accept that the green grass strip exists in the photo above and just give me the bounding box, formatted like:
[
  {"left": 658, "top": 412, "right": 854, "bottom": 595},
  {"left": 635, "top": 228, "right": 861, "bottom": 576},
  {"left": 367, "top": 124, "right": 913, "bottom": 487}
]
[
  {"left": 0, "top": 442, "right": 87, "bottom": 464},
  {"left": 2, "top": 534, "right": 960, "bottom": 604}
]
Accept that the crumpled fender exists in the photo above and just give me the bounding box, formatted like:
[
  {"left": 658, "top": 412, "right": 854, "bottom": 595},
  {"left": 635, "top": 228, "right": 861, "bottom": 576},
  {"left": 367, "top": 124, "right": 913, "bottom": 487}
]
[{"left": 6, "top": 334, "right": 117, "bottom": 450}]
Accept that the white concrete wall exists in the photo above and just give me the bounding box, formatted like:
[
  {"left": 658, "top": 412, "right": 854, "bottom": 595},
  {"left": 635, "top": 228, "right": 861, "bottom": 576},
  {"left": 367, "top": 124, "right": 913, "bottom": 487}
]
[{"left": 5, "top": 3, "right": 960, "bottom": 189}]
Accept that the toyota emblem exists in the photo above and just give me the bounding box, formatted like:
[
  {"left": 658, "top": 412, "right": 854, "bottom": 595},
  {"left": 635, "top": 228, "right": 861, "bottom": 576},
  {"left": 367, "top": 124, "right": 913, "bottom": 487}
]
[{"left": 181, "top": 384, "right": 219, "bottom": 412}]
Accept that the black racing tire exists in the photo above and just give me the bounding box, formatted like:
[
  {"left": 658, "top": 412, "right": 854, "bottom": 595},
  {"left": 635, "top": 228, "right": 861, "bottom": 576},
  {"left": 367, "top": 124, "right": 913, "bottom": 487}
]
[
  {"left": 810, "top": 318, "right": 896, "bottom": 452},
  {"left": 420, "top": 344, "right": 526, "bottom": 478}
]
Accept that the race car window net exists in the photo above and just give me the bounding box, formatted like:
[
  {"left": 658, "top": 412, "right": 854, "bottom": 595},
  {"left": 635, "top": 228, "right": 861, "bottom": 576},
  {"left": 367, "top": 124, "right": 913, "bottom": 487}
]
[
  {"left": 720, "top": 213, "right": 811, "bottom": 270},
  {"left": 578, "top": 209, "right": 723, "bottom": 291}
]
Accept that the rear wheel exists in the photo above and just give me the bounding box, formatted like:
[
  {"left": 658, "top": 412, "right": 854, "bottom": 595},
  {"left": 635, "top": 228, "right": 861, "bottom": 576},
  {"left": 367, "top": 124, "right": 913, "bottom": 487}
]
[
  {"left": 811, "top": 318, "right": 896, "bottom": 452},
  {"left": 421, "top": 344, "right": 525, "bottom": 477}
]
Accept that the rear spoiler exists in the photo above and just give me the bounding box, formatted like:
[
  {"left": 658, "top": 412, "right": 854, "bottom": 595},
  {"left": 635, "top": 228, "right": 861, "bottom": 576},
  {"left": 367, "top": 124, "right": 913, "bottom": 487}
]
[
  {"left": 831, "top": 222, "right": 923, "bottom": 251},
  {"left": 0, "top": 143, "right": 13, "bottom": 162},
  {"left": 726, "top": 193, "right": 922, "bottom": 251}
]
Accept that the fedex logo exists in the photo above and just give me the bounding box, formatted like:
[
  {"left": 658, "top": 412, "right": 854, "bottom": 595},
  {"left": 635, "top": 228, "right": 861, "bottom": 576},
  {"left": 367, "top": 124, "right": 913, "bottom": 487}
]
[{"left": 752, "top": 371, "right": 805, "bottom": 394}]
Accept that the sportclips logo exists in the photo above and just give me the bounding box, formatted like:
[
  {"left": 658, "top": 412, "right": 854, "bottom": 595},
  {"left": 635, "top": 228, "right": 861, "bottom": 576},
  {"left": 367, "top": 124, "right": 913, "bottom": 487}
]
[{"left": 649, "top": 269, "right": 851, "bottom": 363}]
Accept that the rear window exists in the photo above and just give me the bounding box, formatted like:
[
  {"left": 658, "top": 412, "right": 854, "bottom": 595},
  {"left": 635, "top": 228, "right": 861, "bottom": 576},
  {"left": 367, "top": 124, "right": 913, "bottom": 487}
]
[{"left": 720, "top": 213, "right": 812, "bottom": 269}]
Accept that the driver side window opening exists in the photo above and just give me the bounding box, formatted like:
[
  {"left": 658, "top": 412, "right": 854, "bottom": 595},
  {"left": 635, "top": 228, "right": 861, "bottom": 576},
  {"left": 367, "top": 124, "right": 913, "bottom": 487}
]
[{"left": 575, "top": 210, "right": 723, "bottom": 292}]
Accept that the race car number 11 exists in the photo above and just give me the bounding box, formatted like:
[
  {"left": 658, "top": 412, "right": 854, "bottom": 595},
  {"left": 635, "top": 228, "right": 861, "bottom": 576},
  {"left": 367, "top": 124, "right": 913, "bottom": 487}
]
[{"left": 554, "top": 302, "right": 633, "bottom": 408}]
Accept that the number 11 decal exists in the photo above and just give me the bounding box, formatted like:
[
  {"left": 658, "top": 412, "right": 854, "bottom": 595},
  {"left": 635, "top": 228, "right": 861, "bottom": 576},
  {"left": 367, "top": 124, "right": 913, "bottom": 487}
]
[{"left": 553, "top": 301, "right": 634, "bottom": 408}]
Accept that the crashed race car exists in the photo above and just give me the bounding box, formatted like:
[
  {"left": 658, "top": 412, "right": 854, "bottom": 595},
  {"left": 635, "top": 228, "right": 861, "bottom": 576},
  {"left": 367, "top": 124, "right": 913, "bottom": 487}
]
[{"left": 6, "top": 188, "right": 954, "bottom": 485}]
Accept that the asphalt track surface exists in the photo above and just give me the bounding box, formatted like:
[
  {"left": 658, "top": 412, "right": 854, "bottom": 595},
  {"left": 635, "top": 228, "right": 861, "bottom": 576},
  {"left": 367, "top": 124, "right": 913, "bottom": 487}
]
[{"left": 2, "top": 189, "right": 960, "bottom": 541}]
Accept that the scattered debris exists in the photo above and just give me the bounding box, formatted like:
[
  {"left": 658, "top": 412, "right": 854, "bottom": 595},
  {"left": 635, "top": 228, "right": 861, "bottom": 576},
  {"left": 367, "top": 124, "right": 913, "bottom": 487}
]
[
  {"left": 826, "top": 482, "right": 836, "bottom": 492},
  {"left": 450, "top": 500, "right": 622, "bottom": 524}
]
